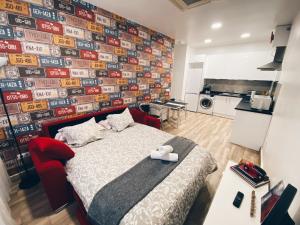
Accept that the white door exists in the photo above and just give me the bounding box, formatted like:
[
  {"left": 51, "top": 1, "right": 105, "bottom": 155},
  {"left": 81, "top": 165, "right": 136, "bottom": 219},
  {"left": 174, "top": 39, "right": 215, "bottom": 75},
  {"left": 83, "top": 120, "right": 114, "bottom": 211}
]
[
  {"left": 184, "top": 93, "right": 199, "bottom": 112},
  {"left": 185, "top": 62, "right": 203, "bottom": 94}
]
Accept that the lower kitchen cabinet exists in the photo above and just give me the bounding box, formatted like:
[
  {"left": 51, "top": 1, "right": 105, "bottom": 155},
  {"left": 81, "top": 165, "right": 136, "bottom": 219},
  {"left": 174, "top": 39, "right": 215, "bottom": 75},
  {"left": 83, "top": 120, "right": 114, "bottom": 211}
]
[
  {"left": 213, "top": 96, "right": 242, "bottom": 119},
  {"left": 230, "top": 109, "right": 272, "bottom": 151}
]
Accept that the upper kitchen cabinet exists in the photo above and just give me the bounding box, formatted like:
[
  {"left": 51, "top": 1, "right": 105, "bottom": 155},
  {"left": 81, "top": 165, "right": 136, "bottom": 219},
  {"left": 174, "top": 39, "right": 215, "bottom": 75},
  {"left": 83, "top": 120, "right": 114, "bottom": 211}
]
[{"left": 203, "top": 51, "right": 278, "bottom": 81}]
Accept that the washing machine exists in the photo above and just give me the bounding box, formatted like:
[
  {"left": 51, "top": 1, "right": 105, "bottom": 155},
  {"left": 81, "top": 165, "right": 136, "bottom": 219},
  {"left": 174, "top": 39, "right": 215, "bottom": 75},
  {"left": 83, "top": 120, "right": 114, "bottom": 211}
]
[{"left": 198, "top": 94, "right": 214, "bottom": 115}]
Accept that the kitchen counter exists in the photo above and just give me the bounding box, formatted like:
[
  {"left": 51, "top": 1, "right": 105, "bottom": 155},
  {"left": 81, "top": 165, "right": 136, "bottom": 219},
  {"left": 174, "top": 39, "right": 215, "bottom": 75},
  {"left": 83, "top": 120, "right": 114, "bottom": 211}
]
[
  {"left": 235, "top": 99, "right": 273, "bottom": 115},
  {"left": 201, "top": 91, "right": 246, "bottom": 98}
]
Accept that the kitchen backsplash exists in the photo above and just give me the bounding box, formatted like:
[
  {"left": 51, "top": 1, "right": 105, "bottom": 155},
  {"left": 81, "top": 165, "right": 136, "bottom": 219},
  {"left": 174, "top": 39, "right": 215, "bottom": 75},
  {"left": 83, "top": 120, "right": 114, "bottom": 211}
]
[
  {"left": 204, "top": 79, "right": 276, "bottom": 95},
  {"left": 0, "top": 0, "right": 174, "bottom": 176}
]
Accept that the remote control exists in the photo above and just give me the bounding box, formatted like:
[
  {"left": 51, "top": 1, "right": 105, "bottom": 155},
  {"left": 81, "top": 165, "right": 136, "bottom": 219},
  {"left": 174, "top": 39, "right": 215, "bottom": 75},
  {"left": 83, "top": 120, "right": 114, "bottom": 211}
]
[{"left": 233, "top": 191, "right": 244, "bottom": 208}]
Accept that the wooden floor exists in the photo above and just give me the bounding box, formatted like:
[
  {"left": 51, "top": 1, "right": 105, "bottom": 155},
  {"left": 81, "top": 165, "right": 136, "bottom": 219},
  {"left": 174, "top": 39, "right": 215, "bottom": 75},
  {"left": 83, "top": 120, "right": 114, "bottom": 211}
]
[{"left": 9, "top": 112, "right": 259, "bottom": 225}]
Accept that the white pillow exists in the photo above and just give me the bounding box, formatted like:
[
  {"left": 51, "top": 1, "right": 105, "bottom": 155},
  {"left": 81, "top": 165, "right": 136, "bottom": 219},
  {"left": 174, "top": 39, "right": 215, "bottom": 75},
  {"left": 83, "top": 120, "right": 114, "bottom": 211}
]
[
  {"left": 54, "top": 132, "right": 66, "bottom": 142},
  {"left": 59, "top": 118, "right": 104, "bottom": 147},
  {"left": 106, "top": 108, "right": 134, "bottom": 132},
  {"left": 98, "top": 119, "right": 112, "bottom": 130}
]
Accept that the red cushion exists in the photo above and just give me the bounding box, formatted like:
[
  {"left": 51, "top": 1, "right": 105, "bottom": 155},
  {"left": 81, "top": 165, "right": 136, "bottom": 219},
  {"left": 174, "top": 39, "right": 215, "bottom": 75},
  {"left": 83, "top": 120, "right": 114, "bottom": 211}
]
[
  {"left": 30, "top": 137, "right": 74, "bottom": 160},
  {"left": 129, "top": 108, "right": 146, "bottom": 124}
]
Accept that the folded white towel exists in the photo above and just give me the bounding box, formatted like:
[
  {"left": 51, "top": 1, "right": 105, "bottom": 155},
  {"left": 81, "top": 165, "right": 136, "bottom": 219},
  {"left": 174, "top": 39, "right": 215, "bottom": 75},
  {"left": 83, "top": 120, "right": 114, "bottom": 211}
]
[
  {"left": 150, "top": 151, "right": 178, "bottom": 162},
  {"left": 157, "top": 145, "right": 173, "bottom": 155}
]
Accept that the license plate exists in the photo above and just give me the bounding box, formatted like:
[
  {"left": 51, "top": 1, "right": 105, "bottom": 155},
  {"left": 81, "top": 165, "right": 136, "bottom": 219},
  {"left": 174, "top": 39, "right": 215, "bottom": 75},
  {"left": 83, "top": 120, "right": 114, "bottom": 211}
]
[
  {"left": 31, "top": 4, "right": 57, "bottom": 21},
  {"left": 0, "top": 79, "right": 24, "bottom": 91},
  {"left": 23, "top": 29, "right": 52, "bottom": 44},
  {"left": 45, "top": 68, "right": 70, "bottom": 78},
  {"left": 76, "top": 103, "right": 94, "bottom": 113},
  {"left": 155, "top": 83, "right": 162, "bottom": 88},
  {"left": 81, "top": 78, "right": 98, "bottom": 86},
  {"left": 119, "top": 31, "right": 132, "bottom": 42},
  {"left": 0, "top": 115, "right": 18, "bottom": 127},
  {"left": 108, "top": 70, "right": 122, "bottom": 78},
  {"left": 60, "top": 47, "right": 80, "bottom": 58},
  {"left": 128, "top": 78, "right": 137, "bottom": 84},
  {"left": 107, "top": 36, "right": 120, "bottom": 47},
  {"left": 95, "top": 94, "right": 109, "bottom": 102},
  {"left": 120, "top": 40, "right": 132, "bottom": 50},
  {"left": 0, "top": 25, "right": 14, "bottom": 39},
  {"left": 98, "top": 52, "right": 112, "bottom": 62},
  {"left": 16, "top": 133, "right": 38, "bottom": 146},
  {"left": 107, "top": 62, "right": 119, "bottom": 70},
  {"left": 99, "top": 78, "right": 116, "bottom": 85},
  {"left": 59, "top": 12, "right": 87, "bottom": 29},
  {"left": 104, "top": 27, "right": 118, "bottom": 37},
  {"left": 111, "top": 98, "right": 124, "bottom": 107},
  {"left": 143, "top": 39, "right": 151, "bottom": 46},
  {"left": 48, "top": 98, "right": 72, "bottom": 109},
  {"left": 8, "top": 14, "right": 36, "bottom": 28},
  {"left": 144, "top": 47, "right": 152, "bottom": 54},
  {"left": 114, "top": 47, "right": 127, "bottom": 56},
  {"left": 92, "top": 33, "right": 106, "bottom": 42},
  {"left": 60, "top": 78, "right": 81, "bottom": 87},
  {"left": 0, "top": 0, "right": 29, "bottom": 16},
  {"left": 129, "top": 84, "right": 139, "bottom": 91},
  {"left": 99, "top": 101, "right": 111, "bottom": 108},
  {"left": 67, "top": 87, "right": 84, "bottom": 96},
  {"left": 33, "top": 89, "right": 58, "bottom": 100},
  {"left": 65, "top": 58, "right": 90, "bottom": 68},
  {"left": 99, "top": 43, "right": 114, "bottom": 54},
  {"left": 118, "top": 56, "right": 128, "bottom": 63},
  {"left": 4, "top": 66, "right": 19, "bottom": 78},
  {"left": 144, "top": 72, "right": 152, "bottom": 78},
  {"left": 128, "top": 57, "right": 138, "bottom": 65},
  {"left": 70, "top": 69, "right": 90, "bottom": 78},
  {"left": 91, "top": 61, "right": 106, "bottom": 69},
  {"left": 3, "top": 90, "right": 32, "bottom": 103},
  {"left": 95, "top": 14, "right": 111, "bottom": 26},
  {"left": 76, "top": 39, "right": 95, "bottom": 50},
  {"left": 127, "top": 25, "right": 138, "bottom": 36},
  {"left": 30, "top": 110, "right": 54, "bottom": 120},
  {"left": 163, "top": 62, "right": 170, "bottom": 69},
  {"left": 0, "top": 128, "right": 6, "bottom": 140},
  {"left": 53, "top": 35, "right": 75, "bottom": 48},
  {"left": 87, "top": 21, "right": 103, "bottom": 33},
  {"left": 132, "top": 36, "right": 143, "bottom": 45},
  {"left": 121, "top": 71, "right": 133, "bottom": 78},
  {"left": 33, "top": 78, "right": 61, "bottom": 88},
  {"left": 85, "top": 86, "right": 101, "bottom": 95},
  {"left": 71, "top": 0, "right": 95, "bottom": 10},
  {"left": 116, "top": 78, "right": 128, "bottom": 85},
  {"left": 75, "top": 7, "right": 95, "bottom": 22},
  {"left": 116, "top": 22, "right": 127, "bottom": 32},
  {"left": 53, "top": 0, "right": 75, "bottom": 15},
  {"left": 8, "top": 123, "right": 36, "bottom": 136},
  {"left": 36, "top": 18, "right": 63, "bottom": 35},
  {"left": 0, "top": 40, "right": 22, "bottom": 53},
  {"left": 135, "top": 65, "right": 144, "bottom": 72},
  {"left": 139, "top": 84, "right": 148, "bottom": 90},
  {"left": 64, "top": 25, "right": 85, "bottom": 39},
  {"left": 8, "top": 54, "right": 38, "bottom": 66},
  {"left": 20, "top": 100, "right": 48, "bottom": 112},
  {"left": 139, "top": 59, "right": 150, "bottom": 66},
  {"left": 138, "top": 30, "right": 149, "bottom": 40},
  {"left": 72, "top": 95, "right": 94, "bottom": 104},
  {"left": 40, "top": 56, "right": 65, "bottom": 67},
  {"left": 0, "top": 140, "right": 15, "bottom": 149},
  {"left": 54, "top": 106, "right": 76, "bottom": 117},
  {"left": 95, "top": 70, "right": 108, "bottom": 77},
  {"left": 127, "top": 50, "right": 137, "bottom": 57},
  {"left": 101, "top": 86, "right": 115, "bottom": 93},
  {"left": 22, "top": 42, "right": 51, "bottom": 55},
  {"left": 152, "top": 48, "right": 161, "bottom": 56},
  {"left": 80, "top": 50, "right": 98, "bottom": 61}
]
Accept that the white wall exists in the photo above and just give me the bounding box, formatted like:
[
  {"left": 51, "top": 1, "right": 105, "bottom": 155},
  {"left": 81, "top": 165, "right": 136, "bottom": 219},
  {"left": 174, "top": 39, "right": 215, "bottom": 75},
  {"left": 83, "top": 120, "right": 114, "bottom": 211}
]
[
  {"left": 171, "top": 44, "right": 190, "bottom": 100},
  {"left": 262, "top": 12, "right": 300, "bottom": 223}
]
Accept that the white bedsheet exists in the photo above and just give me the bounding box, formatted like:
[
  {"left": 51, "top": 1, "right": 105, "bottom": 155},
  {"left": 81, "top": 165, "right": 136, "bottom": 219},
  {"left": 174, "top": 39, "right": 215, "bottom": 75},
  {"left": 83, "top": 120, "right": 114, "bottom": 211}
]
[{"left": 66, "top": 124, "right": 216, "bottom": 225}]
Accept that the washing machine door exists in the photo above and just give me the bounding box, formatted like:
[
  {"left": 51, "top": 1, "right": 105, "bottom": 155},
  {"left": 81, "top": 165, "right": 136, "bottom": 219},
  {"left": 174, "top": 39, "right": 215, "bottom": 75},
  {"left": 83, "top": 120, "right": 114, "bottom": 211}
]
[{"left": 200, "top": 97, "right": 213, "bottom": 109}]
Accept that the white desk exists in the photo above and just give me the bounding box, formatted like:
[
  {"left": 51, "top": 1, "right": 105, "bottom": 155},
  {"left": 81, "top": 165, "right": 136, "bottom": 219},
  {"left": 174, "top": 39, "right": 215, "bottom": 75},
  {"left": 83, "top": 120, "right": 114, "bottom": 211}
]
[{"left": 204, "top": 161, "right": 269, "bottom": 225}]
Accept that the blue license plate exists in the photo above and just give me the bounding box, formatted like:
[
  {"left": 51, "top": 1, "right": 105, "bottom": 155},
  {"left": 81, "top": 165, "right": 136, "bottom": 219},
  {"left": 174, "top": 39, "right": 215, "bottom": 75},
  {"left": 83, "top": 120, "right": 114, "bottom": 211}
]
[
  {"left": 39, "top": 56, "right": 65, "bottom": 67},
  {"left": 0, "top": 26, "right": 14, "bottom": 39},
  {"left": 81, "top": 78, "right": 98, "bottom": 87},
  {"left": 76, "top": 39, "right": 95, "bottom": 50},
  {"left": 31, "top": 5, "right": 58, "bottom": 21},
  {"left": 48, "top": 98, "right": 72, "bottom": 109},
  {"left": 0, "top": 79, "right": 25, "bottom": 91}
]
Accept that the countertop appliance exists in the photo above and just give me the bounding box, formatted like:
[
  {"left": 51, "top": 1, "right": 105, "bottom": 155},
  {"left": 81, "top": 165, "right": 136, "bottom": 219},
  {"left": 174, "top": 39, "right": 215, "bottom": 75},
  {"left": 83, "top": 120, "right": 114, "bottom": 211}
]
[
  {"left": 184, "top": 62, "right": 204, "bottom": 112},
  {"left": 250, "top": 95, "right": 272, "bottom": 110},
  {"left": 198, "top": 94, "right": 214, "bottom": 115}
]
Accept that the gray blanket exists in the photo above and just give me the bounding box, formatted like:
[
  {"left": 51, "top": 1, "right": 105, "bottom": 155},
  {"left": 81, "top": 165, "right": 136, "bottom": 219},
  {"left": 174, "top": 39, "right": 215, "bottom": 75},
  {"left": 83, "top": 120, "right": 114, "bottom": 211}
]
[{"left": 88, "top": 136, "right": 197, "bottom": 225}]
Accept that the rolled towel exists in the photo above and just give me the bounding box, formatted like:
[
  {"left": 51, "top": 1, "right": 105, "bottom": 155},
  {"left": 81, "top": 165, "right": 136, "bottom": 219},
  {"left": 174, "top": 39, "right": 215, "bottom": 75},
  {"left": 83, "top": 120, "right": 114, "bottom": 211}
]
[
  {"left": 157, "top": 145, "right": 173, "bottom": 155},
  {"left": 150, "top": 151, "right": 178, "bottom": 162}
]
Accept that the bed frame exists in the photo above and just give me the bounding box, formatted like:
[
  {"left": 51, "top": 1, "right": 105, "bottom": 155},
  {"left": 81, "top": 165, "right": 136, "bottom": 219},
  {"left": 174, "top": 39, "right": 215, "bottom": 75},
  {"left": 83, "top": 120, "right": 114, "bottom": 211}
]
[{"left": 28, "top": 106, "right": 161, "bottom": 224}]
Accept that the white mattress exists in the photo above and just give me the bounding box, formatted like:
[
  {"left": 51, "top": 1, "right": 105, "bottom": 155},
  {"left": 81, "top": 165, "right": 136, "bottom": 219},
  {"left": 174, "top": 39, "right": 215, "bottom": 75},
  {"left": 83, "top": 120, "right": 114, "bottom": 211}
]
[{"left": 65, "top": 123, "right": 216, "bottom": 225}]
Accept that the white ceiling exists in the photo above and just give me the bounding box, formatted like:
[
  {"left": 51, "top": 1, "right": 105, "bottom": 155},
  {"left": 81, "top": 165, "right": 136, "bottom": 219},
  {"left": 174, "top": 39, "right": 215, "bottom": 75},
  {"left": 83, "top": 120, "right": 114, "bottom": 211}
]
[{"left": 88, "top": 0, "right": 300, "bottom": 48}]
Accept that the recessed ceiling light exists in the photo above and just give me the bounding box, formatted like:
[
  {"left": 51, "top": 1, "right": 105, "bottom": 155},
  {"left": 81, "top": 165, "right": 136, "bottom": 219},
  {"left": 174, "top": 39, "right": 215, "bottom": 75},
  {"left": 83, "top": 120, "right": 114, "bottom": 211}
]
[
  {"left": 241, "top": 33, "right": 251, "bottom": 38},
  {"left": 211, "top": 22, "right": 222, "bottom": 30},
  {"left": 204, "top": 39, "right": 212, "bottom": 44}
]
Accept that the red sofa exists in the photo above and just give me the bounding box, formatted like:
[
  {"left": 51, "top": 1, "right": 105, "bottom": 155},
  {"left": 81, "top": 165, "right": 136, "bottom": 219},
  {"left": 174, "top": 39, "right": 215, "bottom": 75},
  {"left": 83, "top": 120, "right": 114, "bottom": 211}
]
[{"left": 29, "top": 106, "right": 160, "bottom": 212}]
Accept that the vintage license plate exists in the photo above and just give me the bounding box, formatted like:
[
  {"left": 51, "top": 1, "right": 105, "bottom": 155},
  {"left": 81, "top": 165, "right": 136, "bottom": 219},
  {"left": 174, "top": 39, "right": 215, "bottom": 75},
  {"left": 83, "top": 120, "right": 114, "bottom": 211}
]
[
  {"left": 54, "top": 106, "right": 76, "bottom": 117},
  {"left": 95, "top": 70, "right": 108, "bottom": 77},
  {"left": 121, "top": 71, "right": 134, "bottom": 78},
  {"left": 36, "top": 19, "right": 63, "bottom": 35},
  {"left": 75, "top": 7, "right": 95, "bottom": 22},
  {"left": 16, "top": 133, "right": 38, "bottom": 146},
  {"left": 60, "top": 78, "right": 81, "bottom": 87},
  {"left": 120, "top": 40, "right": 132, "bottom": 50},
  {"left": 60, "top": 47, "right": 79, "bottom": 58},
  {"left": 0, "top": 40, "right": 21, "bottom": 53},
  {"left": 128, "top": 78, "right": 137, "bottom": 84},
  {"left": 81, "top": 78, "right": 98, "bottom": 86},
  {"left": 20, "top": 100, "right": 48, "bottom": 112},
  {"left": 121, "top": 63, "right": 135, "bottom": 72},
  {"left": 22, "top": 42, "right": 50, "bottom": 55},
  {"left": 70, "top": 68, "right": 90, "bottom": 78},
  {"left": 95, "top": 14, "right": 111, "bottom": 26},
  {"left": 118, "top": 56, "right": 128, "bottom": 63},
  {"left": 138, "top": 30, "right": 149, "bottom": 40},
  {"left": 67, "top": 87, "right": 84, "bottom": 96},
  {"left": 0, "top": 128, "right": 6, "bottom": 140},
  {"left": 8, "top": 123, "right": 36, "bottom": 136},
  {"left": 8, "top": 54, "right": 38, "bottom": 66},
  {"left": 33, "top": 78, "right": 60, "bottom": 88},
  {"left": 33, "top": 89, "right": 58, "bottom": 100},
  {"left": 99, "top": 101, "right": 111, "bottom": 108},
  {"left": 98, "top": 52, "right": 113, "bottom": 62},
  {"left": 99, "top": 78, "right": 116, "bottom": 85},
  {"left": 0, "top": 115, "right": 18, "bottom": 127},
  {"left": 53, "top": 35, "right": 75, "bottom": 48},
  {"left": 108, "top": 70, "right": 122, "bottom": 78},
  {"left": 8, "top": 14, "right": 36, "bottom": 29},
  {"left": 128, "top": 57, "right": 139, "bottom": 65},
  {"left": 30, "top": 110, "right": 54, "bottom": 121},
  {"left": 76, "top": 103, "right": 94, "bottom": 113},
  {"left": 4, "top": 66, "right": 19, "bottom": 78},
  {"left": 0, "top": 79, "right": 24, "bottom": 91},
  {"left": 64, "top": 25, "right": 85, "bottom": 39},
  {"left": 65, "top": 58, "right": 90, "bottom": 68},
  {"left": 40, "top": 56, "right": 65, "bottom": 67},
  {"left": 53, "top": 0, "right": 75, "bottom": 15},
  {"left": 76, "top": 39, "right": 95, "bottom": 50},
  {"left": 101, "top": 86, "right": 115, "bottom": 93},
  {"left": 0, "top": 25, "right": 14, "bottom": 39},
  {"left": 127, "top": 25, "right": 138, "bottom": 36},
  {"left": 139, "top": 84, "right": 148, "bottom": 90},
  {"left": 107, "top": 62, "right": 119, "bottom": 70},
  {"left": 0, "top": 140, "right": 15, "bottom": 149},
  {"left": 45, "top": 68, "right": 70, "bottom": 78},
  {"left": 127, "top": 50, "right": 137, "bottom": 57},
  {"left": 95, "top": 94, "right": 109, "bottom": 102},
  {"left": 120, "top": 85, "right": 128, "bottom": 91},
  {"left": 129, "top": 84, "right": 139, "bottom": 91},
  {"left": 163, "top": 62, "right": 170, "bottom": 69},
  {"left": 48, "top": 98, "right": 72, "bottom": 109},
  {"left": 92, "top": 33, "right": 106, "bottom": 42},
  {"left": 111, "top": 98, "right": 124, "bottom": 107},
  {"left": 80, "top": 49, "right": 98, "bottom": 61},
  {"left": 139, "top": 59, "right": 150, "bottom": 66},
  {"left": 23, "top": 29, "right": 52, "bottom": 44},
  {"left": 72, "top": 95, "right": 94, "bottom": 104},
  {"left": 31, "top": 4, "right": 57, "bottom": 21},
  {"left": 144, "top": 46, "right": 152, "bottom": 54},
  {"left": 87, "top": 21, "right": 103, "bottom": 33},
  {"left": 3, "top": 90, "right": 32, "bottom": 103},
  {"left": 59, "top": 12, "right": 87, "bottom": 29},
  {"left": 85, "top": 86, "right": 101, "bottom": 95},
  {"left": 104, "top": 27, "right": 118, "bottom": 37},
  {"left": 98, "top": 43, "right": 114, "bottom": 54},
  {"left": 107, "top": 36, "right": 120, "bottom": 47},
  {"left": 0, "top": 103, "right": 19, "bottom": 116},
  {"left": 114, "top": 47, "right": 127, "bottom": 56},
  {"left": 0, "top": 0, "right": 29, "bottom": 16},
  {"left": 71, "top": 0, "right": 95, "bottom": 10},
  {"left": 91, "top": 61, "right": 106, "bottom": 69},
  {"left": 132, "top": 36, "right": 143, "bottom": 45},
  {"left": 116, "top": 22, "right": 127, "bottom": 32},
  {"left": 116, "top": 78, "right": 128, "bottom": 85},
  {"left": 152, "top": 48, "right": 162, "bottom": 56}
]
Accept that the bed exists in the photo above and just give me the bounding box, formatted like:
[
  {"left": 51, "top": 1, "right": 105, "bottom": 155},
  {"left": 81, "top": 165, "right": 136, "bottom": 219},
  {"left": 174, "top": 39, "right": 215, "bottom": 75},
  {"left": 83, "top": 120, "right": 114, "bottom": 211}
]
[{"left": 29, "top": 106, "right": 217, "bottom": 225}]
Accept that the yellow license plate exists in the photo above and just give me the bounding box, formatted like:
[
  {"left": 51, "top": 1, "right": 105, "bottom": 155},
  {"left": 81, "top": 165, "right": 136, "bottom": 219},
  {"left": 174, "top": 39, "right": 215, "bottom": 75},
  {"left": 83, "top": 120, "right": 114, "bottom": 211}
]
[
  {"left": 114, "top": 47, "right": 127, "bottom": 56},
  {"left": 0, "top": 0, "right": 29, "bottom": 15},
  {"left": 8, "top": 54, "right": 38, "bottom": 66},
  {"left": 87, "top": 22, "right": 103, "bottom": 33},
  {"left": 0, "top": 128, "right": 6, "bottom": 140},
  {"left": 116, "top": 78, "right": 128, "bottom": 85},
  {"left": 135, "top": 65, "right": 144, "bottom": 72},
  {"left": 53, "top": 35, "right": 75, "bottom": 48},
  {"left": 133, "top": 36, "right": 143, "bottom": 44},
  {"left": 91, "top": 61, "right": 106, "bottom": 69},
  {"left": 60, "top": 78, "right": 81, "bottom": 87},
  {"left": 95, "top": 94, "right": 110, "bottom": 102},
  {"left": 20, "top": 100, "right": 48, "bottom": 113}
]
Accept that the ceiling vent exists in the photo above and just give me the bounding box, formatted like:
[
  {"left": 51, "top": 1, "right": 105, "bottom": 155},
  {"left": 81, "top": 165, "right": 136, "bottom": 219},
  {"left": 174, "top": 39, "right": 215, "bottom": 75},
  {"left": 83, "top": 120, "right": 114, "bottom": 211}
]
[{"left": 170, "top": 0, "right": 212, "bottom": 10}]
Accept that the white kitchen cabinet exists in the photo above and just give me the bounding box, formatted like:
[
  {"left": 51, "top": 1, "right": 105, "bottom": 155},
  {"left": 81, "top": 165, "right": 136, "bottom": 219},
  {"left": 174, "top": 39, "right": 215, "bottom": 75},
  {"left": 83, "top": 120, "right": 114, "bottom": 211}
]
[
  {"left": 230, "top": 110, "right": 272, "bottom": 151},
  {"left": 213, "top": 96, "right": 242, "bottom": 119}
]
